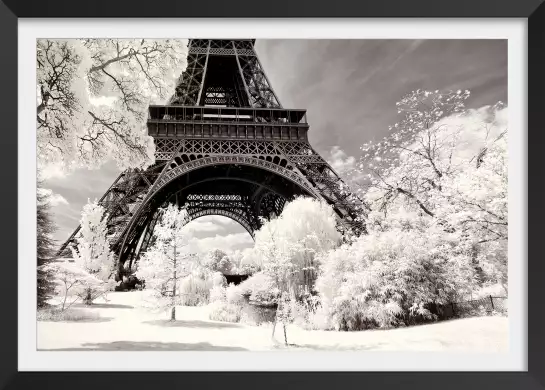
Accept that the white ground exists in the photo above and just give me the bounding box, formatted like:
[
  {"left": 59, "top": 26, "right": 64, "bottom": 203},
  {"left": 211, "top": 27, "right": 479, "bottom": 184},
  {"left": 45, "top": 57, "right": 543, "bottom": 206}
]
[{"left": 37, "top": 291, "right": 508, "bottom": 351}]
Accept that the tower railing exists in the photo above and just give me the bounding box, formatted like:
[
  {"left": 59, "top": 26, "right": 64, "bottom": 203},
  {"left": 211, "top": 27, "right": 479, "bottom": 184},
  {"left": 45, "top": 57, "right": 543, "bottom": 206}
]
[{"left": 148, "top": 105, "right": 307, "bottom": 125}]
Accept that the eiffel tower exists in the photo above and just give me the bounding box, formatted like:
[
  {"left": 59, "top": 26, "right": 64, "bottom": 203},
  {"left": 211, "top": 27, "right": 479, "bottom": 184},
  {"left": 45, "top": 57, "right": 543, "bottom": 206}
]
[{"left": 58, "top": 39, "right": 365, "bottom": 276}]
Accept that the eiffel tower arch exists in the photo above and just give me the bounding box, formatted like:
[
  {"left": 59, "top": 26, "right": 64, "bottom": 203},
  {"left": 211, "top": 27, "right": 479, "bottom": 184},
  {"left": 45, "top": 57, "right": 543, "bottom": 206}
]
[{"left": 58, "top": 39, "right": 365, "bottom": 275}]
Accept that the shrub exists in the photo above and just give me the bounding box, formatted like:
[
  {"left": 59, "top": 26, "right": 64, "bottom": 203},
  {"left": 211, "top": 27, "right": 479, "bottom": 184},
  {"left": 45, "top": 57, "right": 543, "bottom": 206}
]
[
  {"left": 210, "top": 272, "right": 227, "bottom": 287},
  {"left": 240, "top": 303, "right": 277, "bottom": 326},
  {"left": 76, "top": 279, "right": 116, "bottom": 305},
  {"left": 237, "top": 272, "right": 279, "bottom": 305},
  {"left": 206, "top": 282, "right": 280, "bottom": 325},
  {"left": 226, "top": 283, "right": 245, "bottom": 305},
  {"left": 208, "top": 300, "right": 242, "bottom": 323},
  {"left": 304, "top": 306, "right": 332, "bottom": 330},
  {"left": 209, "top": 285, "right": 226, "bottom": 303},
  {"left": 287, "top": 298, "right": 309, "bottom": 328},
  {"left": 179, "top": 275, "right": 211, "bottom": 306},
  {"left": 315, "top": 228, "right": 477, "bottom": 330}
]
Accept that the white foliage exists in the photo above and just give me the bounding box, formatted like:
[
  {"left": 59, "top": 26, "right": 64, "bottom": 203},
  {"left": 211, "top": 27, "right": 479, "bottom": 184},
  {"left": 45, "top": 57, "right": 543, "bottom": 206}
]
[
  {"left": 70, "top": 200, "right": 116, "bottom": 282},
  {"left": 202, "top": 249, "right": 234, "bottom": 274},
  {"left": 237, "top": 272, "right": 279, "bottom": 305},
  {"left": 252, "top": 197, "right": 341, "bottom": 295},
  {"left": 209, "top": 285, "right": 226, "bottom": 303},
  {"left": 36, "top": 39, "right": 188, "bottom": 174},
  {"left": 310, "top": 92, "right": 508, "bottom": 330},
  {"left": 207, "top": 284, "right": 245, "bottom": 323},
  {"left": 178, "top": 274, "right": 212, "bottom": 306},
  {"left": 361, "top": 91, "right": 507, "bottom": 289},
  {"left": 471, "top": 283, "right": 508, "bottom": 300},
  {"left": 226, "top": 283, "right": 245, "bottom": 305},
  {"left": 208, "top": 300, "right": 243, "bottom": 323},
  {"left": 238, "top": 247, "right": 263, "bottom": 274},
  {"left": 315, "top": 226, "right": 477, "bottom": 330},
  {"left": 211, "top": 271, "right": 227, "bottom": 287},
  {"left": 69, "top": 200, "right": 117, "bottom": 304},
  {"left": 42, "top": 260, "right": 109, "bottom": 310},
  {"left": 136, "top": 204, "right": 202, "bottom": 315}
]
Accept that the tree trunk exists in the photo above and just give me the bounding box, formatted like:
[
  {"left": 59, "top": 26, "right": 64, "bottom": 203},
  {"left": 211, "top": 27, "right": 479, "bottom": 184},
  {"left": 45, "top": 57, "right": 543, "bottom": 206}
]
[
  {"left": 171, "top": 242, "right": 177, "bottom": 321},
  {"left": 61, "top": 281, "right": 69, "bottom": 311},
  {"left": 84, "top": 288, "right": 93, "bottom": 305},
  {"left": 283, "top": 323, "right": 288, "bottom": 346},
  {"left": 271, "top": 317, "right": 277, "bottom": 339}
]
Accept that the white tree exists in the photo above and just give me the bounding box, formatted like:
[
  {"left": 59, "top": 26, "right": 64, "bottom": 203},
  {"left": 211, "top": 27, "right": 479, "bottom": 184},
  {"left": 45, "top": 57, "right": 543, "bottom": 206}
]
[
  {"left": 279, "top": 197, "right": 341, "bottom": 293},
  {"left": 136, "top": 204, "right": 197, "bottom": 320},
  {"left": 203, "top": 249, "right": 233, "bottom": 274},
  {"left": 253, "top": 218, "right": 294, "bottom": 344},
  {"left": 238, "top": 247, "right": 262, "bottom": 275},
  {"left": 42, "top": 261, "right": 107, "bottom": 311},
  {"left": 359, "top": 89, "right": 472, "bottom": 218},
  {"left": 359, "top": 90, "right": 508, "bottom": 290},
  {"left": 254, "top": 197, "right": 341, "bottom": 295},
  {"left": 37, "top": 39, "right": 188, "bottom": 174},
  {"left": 251, "top": 197, "right": 341, "bottom": 344},
  {"left": 70, "top": 200, "right": 117, "bottom": 304},
  {"left": 309, "top": 90, "right": 508, "bottom": 330}
]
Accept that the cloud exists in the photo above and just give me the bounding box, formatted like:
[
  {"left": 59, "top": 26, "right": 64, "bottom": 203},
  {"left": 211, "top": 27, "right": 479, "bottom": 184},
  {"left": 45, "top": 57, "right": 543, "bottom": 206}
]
[
  {"left": 326, "top": 146, "right": 367, "bottom": 186},
  {"left": 181, "top": 215, "right": 249, "bottom": 241},
  {"left": 187, "top": 232, "right": 254, "bottom": 256},
  {"left": 327, "top": 146, "right": 357, "bottom": 175},
  {"left": 181, "top": 218, "right": 224, "bottom": 234},
  {"left": 181, "top": 216, "right": 255, "bottom": 255},
  {"left": 197, "top": 215, "right": 239, "bottom": 227}
]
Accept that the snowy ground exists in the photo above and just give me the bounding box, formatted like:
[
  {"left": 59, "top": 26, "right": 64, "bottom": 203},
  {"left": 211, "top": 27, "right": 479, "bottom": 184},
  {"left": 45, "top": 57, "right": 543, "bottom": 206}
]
[{"left": 37, "top": 291, "right": 508, "bottom": 351}]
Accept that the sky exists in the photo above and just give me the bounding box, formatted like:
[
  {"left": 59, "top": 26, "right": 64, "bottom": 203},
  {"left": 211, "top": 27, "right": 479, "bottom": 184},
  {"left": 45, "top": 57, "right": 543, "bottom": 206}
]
[{"left": 43, "top": 39, "right": 508, "bottom": 255}]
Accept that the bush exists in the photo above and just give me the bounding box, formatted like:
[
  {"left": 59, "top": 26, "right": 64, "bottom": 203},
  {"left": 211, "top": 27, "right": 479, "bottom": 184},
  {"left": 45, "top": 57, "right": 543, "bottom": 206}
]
[
  {"left": 208, "top": 300, "right": 242, "bottom": 323},
  {"left": 314, "top": 228, "right": 477, "bottom": 330},
  {"left": 76, "top": 281, "right": 115, "bottom": 305},
  {"left": 211, "top": 272, "right": 227, "bottom": 287},
  {"left": 304, "top": 306, "right": 332, "bottom": 330},
  {"left": 237, "top": 272, "right": 279, "bottom": 305},
  {"left": 240, "top": 303, "right": 277, "bottom": 326},
  {"left": 209, "top": 285, "right": 226, "bottom": 303},
  {"left": 226, "top": 283, "right": 245, "bottom": 305},
  {"left": 206, "top": 283, "right": 278, "bottom": 325},
  {"left": 179, "top": 275, "right": 211, "bottom": 306}
]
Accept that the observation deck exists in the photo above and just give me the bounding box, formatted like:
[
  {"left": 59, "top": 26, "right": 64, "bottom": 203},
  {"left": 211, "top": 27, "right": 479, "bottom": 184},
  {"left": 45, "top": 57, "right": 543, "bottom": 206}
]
[{"left": 147, "top": 105, "right": 309, "bottom": 142}]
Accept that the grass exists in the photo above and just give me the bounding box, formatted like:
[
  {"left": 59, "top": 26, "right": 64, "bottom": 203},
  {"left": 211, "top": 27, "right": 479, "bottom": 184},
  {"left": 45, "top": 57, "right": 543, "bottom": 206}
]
[{"left": 37, "top": 307, "right": 102, "bottom": 322}]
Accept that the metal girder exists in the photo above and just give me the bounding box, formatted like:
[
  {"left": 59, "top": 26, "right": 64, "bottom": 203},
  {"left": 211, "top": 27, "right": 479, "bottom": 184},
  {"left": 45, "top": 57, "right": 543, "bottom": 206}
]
[{"left": 56, "top": 166, "right": 164, "bottom": 257}]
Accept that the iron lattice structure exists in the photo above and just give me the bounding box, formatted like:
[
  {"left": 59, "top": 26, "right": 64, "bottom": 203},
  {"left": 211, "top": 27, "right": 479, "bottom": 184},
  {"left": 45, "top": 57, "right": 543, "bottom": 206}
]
[{"left": 58, "top": 39, "right": 366, "bottom": 275}]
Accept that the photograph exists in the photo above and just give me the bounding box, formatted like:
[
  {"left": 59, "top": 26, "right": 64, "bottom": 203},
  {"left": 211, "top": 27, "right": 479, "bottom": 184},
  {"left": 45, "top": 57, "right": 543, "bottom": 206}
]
[{"left": 36, "top": 37, "right": 509, "bottom": 352}]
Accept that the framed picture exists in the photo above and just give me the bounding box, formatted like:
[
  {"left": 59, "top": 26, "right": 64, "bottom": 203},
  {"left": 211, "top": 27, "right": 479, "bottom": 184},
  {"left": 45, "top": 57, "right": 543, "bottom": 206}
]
[{"left": 1, "top": 0, "right": 542, "bottom": 388}]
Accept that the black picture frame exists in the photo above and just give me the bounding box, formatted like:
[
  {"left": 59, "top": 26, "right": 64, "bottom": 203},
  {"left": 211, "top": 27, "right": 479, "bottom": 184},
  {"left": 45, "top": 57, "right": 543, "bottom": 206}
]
[{"left": 1, "top": 0, "right": 542, "bottom": 389}]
